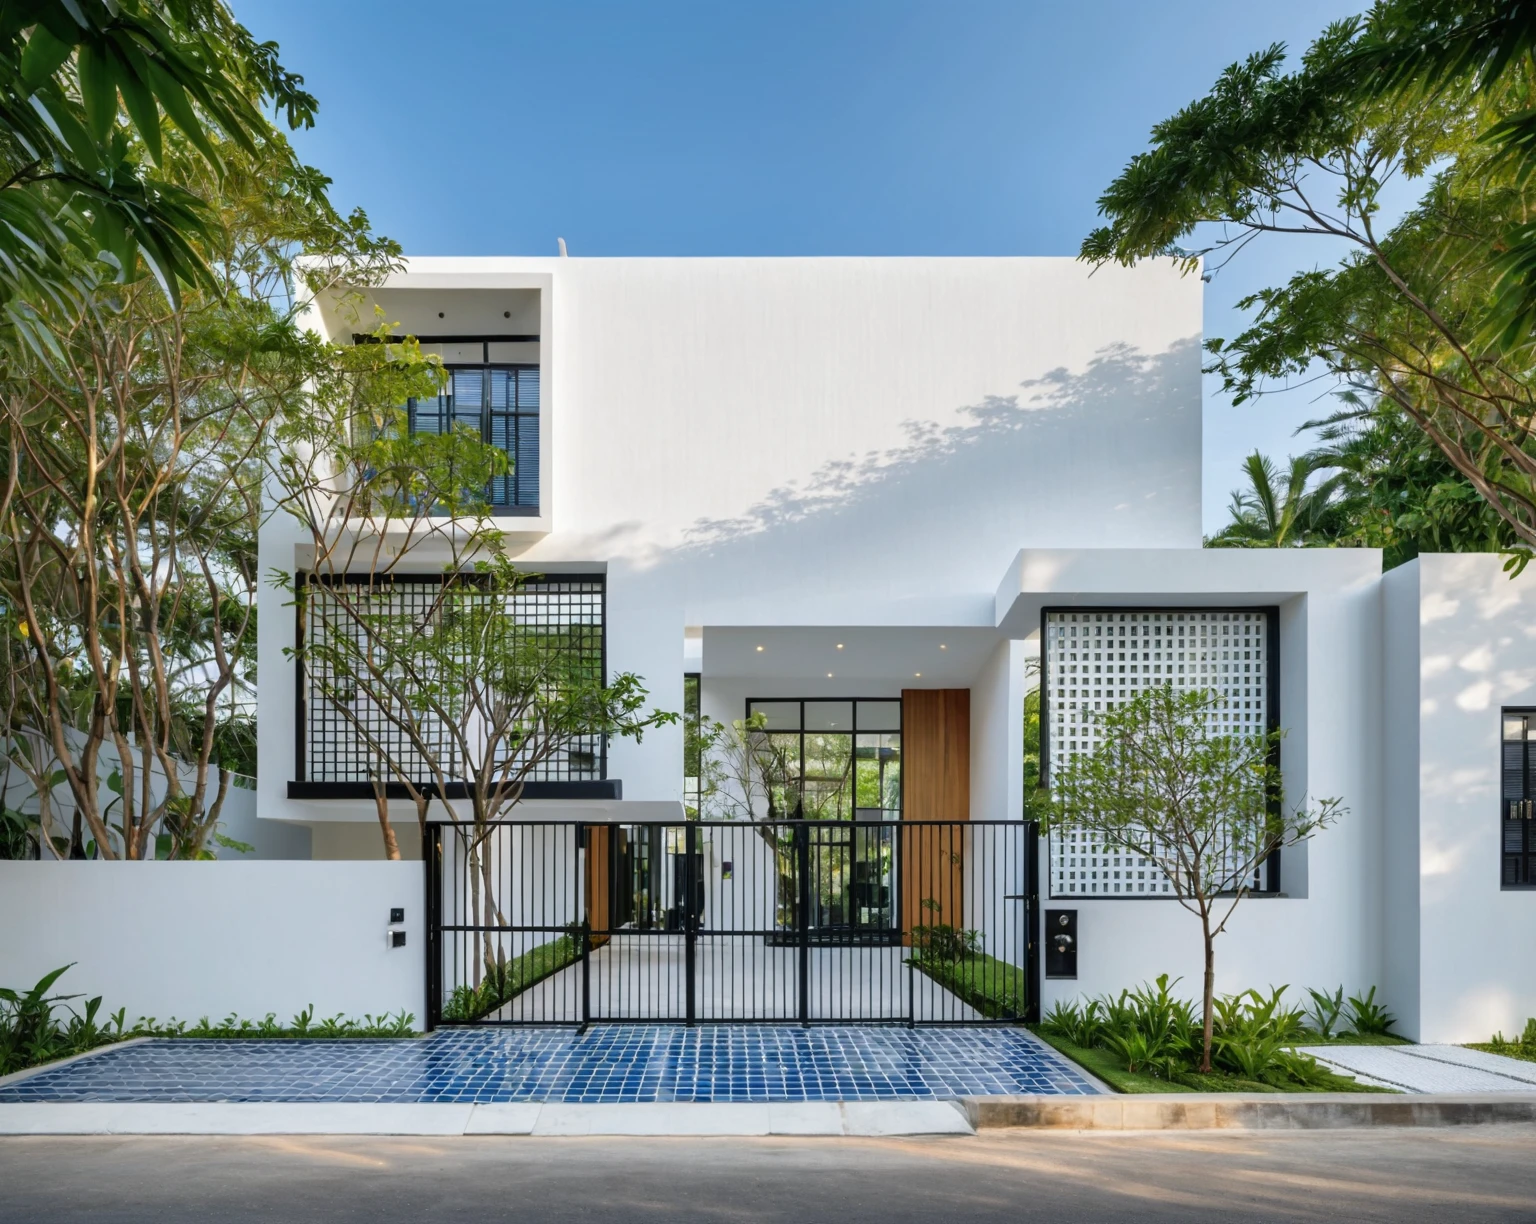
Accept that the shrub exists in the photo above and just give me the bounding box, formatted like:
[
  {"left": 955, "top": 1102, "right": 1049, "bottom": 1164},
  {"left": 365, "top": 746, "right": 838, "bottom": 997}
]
[
  {"left": 910, "top": 923, "right": 982, "bottom": 965},
  {"left": 1305, "top": 986, "right": 1346, "bottom": 1039},
  {"left": 1038, "top": 978, "right": 1358, "bottom": 1091},
  {"left": 1346, "top": 986, "right": 1396, "bottom": 1036}
]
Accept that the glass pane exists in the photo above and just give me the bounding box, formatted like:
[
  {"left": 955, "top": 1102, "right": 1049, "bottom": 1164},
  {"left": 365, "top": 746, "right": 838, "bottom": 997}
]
[
  {"left": 760, "top": 731, "right": 802, "bottom": 818},
  {"left": 802, "top": 733, "right": 853, "bottom": 820},
  {"left": 857, "top": 700, "right": 901, "bottom": 732},
  {"left": 750, "top": 701, "right": 800, "bottom": 731},
  {"left": 804, "top": 701, "right": 853, "bottom": 731},
  {"left": 856, "top": 733, "right": 901, "bottom": 818},
  {"left": 1509, "top": 717, "right": 1528, "bottom": 741}
]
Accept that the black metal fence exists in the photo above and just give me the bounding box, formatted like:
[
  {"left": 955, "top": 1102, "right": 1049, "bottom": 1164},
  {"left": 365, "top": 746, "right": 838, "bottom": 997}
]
[{"left": 425, "top": 819, "right": 1038, "bottom": 1028}]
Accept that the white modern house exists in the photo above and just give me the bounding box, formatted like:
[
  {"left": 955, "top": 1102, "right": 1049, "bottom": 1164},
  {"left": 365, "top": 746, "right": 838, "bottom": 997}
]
[{"left": 238, "top": 254, "right": 1536, "bottom": 1043}]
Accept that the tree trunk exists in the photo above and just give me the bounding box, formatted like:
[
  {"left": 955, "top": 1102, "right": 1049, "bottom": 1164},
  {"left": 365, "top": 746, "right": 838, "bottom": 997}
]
[
  {"left": 1201, "top": 912, "right": 1216, "bottom": 1074},
  {"left": 369, "top": 772, "right": 401, "bottom": 861}
]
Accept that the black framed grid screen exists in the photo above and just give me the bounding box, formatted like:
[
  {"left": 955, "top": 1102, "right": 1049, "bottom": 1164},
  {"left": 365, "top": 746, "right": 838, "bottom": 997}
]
[
  {"left": 1042, "top": 608, "right": 1278, "bottom": 898},
  {"left": 1502, "top": 709, "right": 1536, "bottom": 887},
  {"left": 299, "top": 574, "right": 604, "bottom": 785},
  {"left": 408, "top": 363, "right": 539, "bottom": 513}
]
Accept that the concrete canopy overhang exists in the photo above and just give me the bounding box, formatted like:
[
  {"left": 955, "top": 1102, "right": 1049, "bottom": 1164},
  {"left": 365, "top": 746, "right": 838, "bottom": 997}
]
[{"left": 993, "top": 547, "right": 1384, "bottom": 638}]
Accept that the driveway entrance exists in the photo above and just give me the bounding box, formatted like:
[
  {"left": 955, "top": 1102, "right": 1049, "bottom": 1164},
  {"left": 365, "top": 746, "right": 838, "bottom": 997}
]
[{"left": 425, "top": 819, "right": 1038, "bottom": 1028}]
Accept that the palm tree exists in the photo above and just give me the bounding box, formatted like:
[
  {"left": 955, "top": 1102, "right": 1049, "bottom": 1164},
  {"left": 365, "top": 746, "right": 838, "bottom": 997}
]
[{"left": 1207, "top": 452, "right": 1351, "bottom": 548}]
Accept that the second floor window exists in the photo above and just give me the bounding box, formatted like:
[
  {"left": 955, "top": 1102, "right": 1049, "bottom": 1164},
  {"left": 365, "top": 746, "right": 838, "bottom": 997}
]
[{"left": 408, "top": 363, "right": 540, "bottom": 513}]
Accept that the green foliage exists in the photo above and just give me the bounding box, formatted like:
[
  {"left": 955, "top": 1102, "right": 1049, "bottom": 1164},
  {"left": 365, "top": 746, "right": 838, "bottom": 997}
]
[
  {"left": 1022, "top": 659, "right": 1049, "bottom": 820},
  {"left": 1084, "top": 0, "right": 1536, "bottom": 556},
  {"left": 1042, "top": 685, "right": 1342, "bottom": 1071},
  {"left": 1, "top": 964, "right": 418, "bottom": 1075},
  {"left": 1038, "top": 977, "right": 1386, "bottom": 1092},
  {"left": 1306, "top": 985, "right": 1347, "bottom": 1039},
  {"left": 910, "top": 918, "right": 982, "bottom": 965},
  {"left": 1042, "top": 687, "right": 1340, "bottom": 904},
  {"left": 1206, "top": 452, "right": 1352, "bottom": 549},
  {"left": 440, "top": 935, "right": 582, "bottom": 1023},
  {"left": 134, "top": 1008, "right": 415, "bottom": 1040},
  {"left": 0, "top": 1, "right": 320, "bottom": 350},
  {"left": 1346, "top": 985, "right": 1398, "bottom": 1036}
]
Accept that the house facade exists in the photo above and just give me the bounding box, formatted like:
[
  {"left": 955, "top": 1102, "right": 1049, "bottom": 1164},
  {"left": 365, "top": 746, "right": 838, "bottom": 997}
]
[{"left": 253, "top": 255, "right": 1536, "bottom": 1042}]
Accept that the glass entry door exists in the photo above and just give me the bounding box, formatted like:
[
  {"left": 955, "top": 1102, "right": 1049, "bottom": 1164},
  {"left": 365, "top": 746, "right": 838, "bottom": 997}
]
[{"left": 748, "top": 699, "right": 901, "bottom": 942}]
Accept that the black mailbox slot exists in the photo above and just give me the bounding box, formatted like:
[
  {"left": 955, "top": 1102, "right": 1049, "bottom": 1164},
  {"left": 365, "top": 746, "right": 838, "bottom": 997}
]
[
  {"left": 1045, "top": 908, "right": 1077, "bottom": 979},
  {"left": 390, "top": 907, "right": 405, "bottom": 924}
]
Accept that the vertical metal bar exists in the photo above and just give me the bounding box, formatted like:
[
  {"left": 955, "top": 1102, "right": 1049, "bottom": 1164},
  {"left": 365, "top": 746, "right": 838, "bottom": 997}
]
[
  {"left": 424, "top": 823, "right": 440, "bottom": 1031},
  {"left": 1025, "top": 820, "right": 1041, "bottom": 1025},
  {"left": 579, "top": 824, "right": 591, "bottom": 1031},
  {"left": 797, "top": 822, "right": 810, "bottom": 1026},
  {"left": 685, "top": 820, "right": 698, "bottom": 1026}
]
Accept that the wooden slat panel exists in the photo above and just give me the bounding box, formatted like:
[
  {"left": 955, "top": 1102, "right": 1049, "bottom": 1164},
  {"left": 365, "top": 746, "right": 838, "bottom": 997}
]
[
  {"left": 585, "top": 824, "right": 611, "bottom": 949},
  {"left": 901, "top": 689, "right": 969, "bottom": 944}
]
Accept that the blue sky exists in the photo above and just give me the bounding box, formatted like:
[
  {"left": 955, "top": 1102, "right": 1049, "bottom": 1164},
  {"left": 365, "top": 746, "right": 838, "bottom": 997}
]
[{"left": 245, "top": 0, "right": 1364, "bottom": 533}]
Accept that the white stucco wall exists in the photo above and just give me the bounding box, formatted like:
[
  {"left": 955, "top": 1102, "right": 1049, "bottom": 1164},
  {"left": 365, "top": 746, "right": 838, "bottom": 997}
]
[
  {"left": 998, "top": 548, "right": 1387, "bottom": 1013},
  {"left": 1385, "top": 553, "right": 1536, "bottom": 1042},
  {"left": 261, "top": 256, "right": 1204, "bottom": 832},
  {"left": 0, "top": 863, "right": 423, "bottom": 1024}
]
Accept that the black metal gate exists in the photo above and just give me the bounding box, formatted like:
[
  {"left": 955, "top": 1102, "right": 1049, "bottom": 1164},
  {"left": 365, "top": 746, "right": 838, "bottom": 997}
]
[{"left": 425, "top": 819, "right": 1038, "bottom": 1028}]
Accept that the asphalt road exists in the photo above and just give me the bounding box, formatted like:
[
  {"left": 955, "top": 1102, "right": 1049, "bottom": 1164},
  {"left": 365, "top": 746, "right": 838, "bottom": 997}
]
[{"left": 4, "top": 1126, "right": 1536, "bottom": 1222}]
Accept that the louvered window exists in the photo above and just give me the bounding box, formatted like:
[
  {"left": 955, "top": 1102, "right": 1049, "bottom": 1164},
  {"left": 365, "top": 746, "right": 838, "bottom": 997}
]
[
  {"left": 408, "top": 363, "right": 540, "bottom": 514},
  {"left": 1502, "top": 710, "right": 1536, "bottom": 888}
]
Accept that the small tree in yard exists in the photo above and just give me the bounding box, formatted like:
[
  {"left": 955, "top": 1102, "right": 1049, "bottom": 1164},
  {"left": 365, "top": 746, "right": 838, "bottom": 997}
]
[{"left": 1041, "top": 686, "right": 1344, "bottom": 1073}]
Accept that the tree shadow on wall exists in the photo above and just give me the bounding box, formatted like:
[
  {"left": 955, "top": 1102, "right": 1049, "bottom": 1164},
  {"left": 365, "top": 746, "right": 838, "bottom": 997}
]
[{"left": 635, "top": 336, "right": 1203, "bottom": 621}]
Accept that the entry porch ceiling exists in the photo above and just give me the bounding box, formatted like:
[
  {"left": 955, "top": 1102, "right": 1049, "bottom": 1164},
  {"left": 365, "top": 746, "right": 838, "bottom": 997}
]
[{"left": 700, "top": 626, "right": 1001, "bottom": 685}]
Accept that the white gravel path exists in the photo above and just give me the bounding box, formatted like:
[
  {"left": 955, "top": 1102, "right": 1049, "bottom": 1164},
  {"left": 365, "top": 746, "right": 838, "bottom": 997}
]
[{"left": 1297, "top": 1043, "right": 1536, "bottom": 1093}]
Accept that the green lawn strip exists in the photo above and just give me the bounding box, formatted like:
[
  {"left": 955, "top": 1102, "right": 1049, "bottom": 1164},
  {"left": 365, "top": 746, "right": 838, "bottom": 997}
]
[
  {"left": 1465, "top": 1042, "right": 1536, "bottom": 1064},
  {"left": 909, "top": 953, "right": 1025, "bottom": 1020},
  {"left": 1030, "top": 1028, "right": 1394, "bottom": 1094},
  {"left": 442, "top": 935, "right": 581, "bottom": 1022}
]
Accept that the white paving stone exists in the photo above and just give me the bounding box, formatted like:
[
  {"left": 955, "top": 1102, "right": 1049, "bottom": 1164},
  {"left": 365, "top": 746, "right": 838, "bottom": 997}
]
[{"left": 1297, "top": 1044, "right": 1536, "bottom": 1094}]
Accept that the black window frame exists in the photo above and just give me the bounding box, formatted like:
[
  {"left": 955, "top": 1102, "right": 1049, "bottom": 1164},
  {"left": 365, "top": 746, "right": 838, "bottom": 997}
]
[
  {"left": 405, "top": 343, "right": 540, "bottom": 516},
  {"left": 1501, "top": 708, "right": 1536, "bottom": 889}
]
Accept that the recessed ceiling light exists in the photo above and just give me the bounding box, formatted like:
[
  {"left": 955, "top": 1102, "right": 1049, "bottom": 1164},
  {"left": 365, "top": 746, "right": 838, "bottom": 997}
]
[
  {"left": 914, "top": 672, "right": 922, "bottom": 678},
  {"left": 836, "top": 643, "right": 844, "bottom": 650},
  {"left": 827, "top": 672, "right": 833, "bottom": 678},
  {"left": 756, "top": 645, "right": 764, "bottom": 652},
  {"left": 939, "top": 644, "right": 947, "bottom": 650}
]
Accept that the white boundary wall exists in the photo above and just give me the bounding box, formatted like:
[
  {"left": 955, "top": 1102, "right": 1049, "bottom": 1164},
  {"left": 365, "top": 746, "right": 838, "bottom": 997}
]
[
  {"left": 1384, "top": 554, "right": 1536, "bottom": 1042},
  {"left": 0, "top": 863, "right": 422, "bottom": 1025}
]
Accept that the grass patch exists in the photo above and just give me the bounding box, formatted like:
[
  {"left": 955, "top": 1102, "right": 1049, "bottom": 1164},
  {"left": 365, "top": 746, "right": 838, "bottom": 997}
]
[
  {"left": 1466, "top": 1042, "right": 1536, "bottom": 1064},
  {"left": 1030, "top": 1027, "right": 1395, "bottom": 1095},
  {"left": 1290, "top": 1031, "right": 1412, "bottom": 1047},
  {"left": 441, "top": 935, "right": 582, "bottom": 1022},
  {"left": 909, "top": 953, "right": 1025, "bottom": 1020}
]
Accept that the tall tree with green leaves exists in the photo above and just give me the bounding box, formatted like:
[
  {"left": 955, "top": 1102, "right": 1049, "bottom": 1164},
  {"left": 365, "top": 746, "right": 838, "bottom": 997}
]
[
  {"left": 0, "top": 10, "right": 397, "bottom": 859},
  {"left": 0, "top": 1, "right": 317, "bottom": 350},
  {"left": 1083, "top": 1, "right": 1536, "bottom": 561},
  {"left": 1207, "top": 452, "right": 1351, "bottom": 548}
]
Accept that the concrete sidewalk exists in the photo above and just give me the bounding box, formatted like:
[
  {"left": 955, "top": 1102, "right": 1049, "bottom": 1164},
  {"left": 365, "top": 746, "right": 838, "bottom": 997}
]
[{"left": 1298, "top": 1043, "right": 1536, "bottom": 1093}]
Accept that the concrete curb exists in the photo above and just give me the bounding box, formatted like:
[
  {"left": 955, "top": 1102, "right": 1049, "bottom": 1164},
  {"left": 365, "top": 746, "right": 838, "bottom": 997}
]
[
  {"left": 960, "top": 1092, "right": 1536, "bottom": 1130},
  {"left": 0, "top": 1100, "right": 976, "bottom": 1137},
  {"left": 0, "top": 1038, "right": 152, "bottom": 1090}
]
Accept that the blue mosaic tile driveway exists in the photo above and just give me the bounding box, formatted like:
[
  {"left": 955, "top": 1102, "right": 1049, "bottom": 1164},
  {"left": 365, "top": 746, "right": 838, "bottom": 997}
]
[{"left": 0, "top": 1027, "right": 1098, "bottom": 1103}]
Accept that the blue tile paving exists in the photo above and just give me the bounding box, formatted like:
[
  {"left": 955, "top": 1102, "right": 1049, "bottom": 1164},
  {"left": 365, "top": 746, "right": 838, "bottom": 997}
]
[{"left": 0, "top": 1026, "right": 1098, "bottom": 1103}]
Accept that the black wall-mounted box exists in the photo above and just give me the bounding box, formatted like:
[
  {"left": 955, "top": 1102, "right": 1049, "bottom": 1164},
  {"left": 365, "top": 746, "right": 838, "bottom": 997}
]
[{"left": 1045, "top": 909, "right": 1077, "bottom": 979}]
